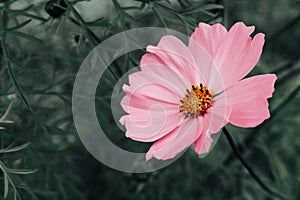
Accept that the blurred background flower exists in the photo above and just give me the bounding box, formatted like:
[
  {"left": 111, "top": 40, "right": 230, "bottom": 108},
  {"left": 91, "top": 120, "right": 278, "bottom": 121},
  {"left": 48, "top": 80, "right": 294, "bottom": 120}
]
[{"left": 0, "top": 0, "right": 299, "bottom": 199}]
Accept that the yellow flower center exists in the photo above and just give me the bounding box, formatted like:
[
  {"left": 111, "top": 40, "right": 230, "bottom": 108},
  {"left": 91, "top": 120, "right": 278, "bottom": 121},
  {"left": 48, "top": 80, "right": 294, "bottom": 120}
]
[{"left": 179, "top": 83, "right": 213, "bottom": 117}]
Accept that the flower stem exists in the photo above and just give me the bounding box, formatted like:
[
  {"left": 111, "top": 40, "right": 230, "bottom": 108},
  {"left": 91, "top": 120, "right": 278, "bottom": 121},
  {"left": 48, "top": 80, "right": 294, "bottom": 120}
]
[{"left": 222, "top": 127, "right": 286, "bottom": 200}]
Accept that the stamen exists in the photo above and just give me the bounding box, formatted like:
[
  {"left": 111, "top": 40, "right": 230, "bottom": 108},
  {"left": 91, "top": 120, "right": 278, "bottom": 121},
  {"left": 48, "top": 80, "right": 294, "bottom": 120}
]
[{"left": 179, "top": 83, "right": 213, "bottom": 117}]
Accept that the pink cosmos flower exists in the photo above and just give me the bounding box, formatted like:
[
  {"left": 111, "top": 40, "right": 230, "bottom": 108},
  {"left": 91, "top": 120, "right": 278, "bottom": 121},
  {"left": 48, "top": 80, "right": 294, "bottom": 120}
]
[{"left": 120, "top": 22, "right": 276, "bottom": 160}]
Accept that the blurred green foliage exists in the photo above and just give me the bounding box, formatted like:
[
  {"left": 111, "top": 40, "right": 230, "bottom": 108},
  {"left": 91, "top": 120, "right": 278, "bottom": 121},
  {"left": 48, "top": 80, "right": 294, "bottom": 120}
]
[{"left": 0, "top": 0, "right": 299, "bottom": 199}]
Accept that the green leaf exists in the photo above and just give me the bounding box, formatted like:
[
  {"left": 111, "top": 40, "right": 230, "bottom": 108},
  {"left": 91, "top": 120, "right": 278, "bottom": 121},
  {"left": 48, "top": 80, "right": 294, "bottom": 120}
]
[
  {"left": 7, "top": 62, "right": 32, "bottom": 111},
  {"left": 112, "top": 0, "right": 136, "bottom": 23},
  {"left": 5, "top": 168, "right": 38, "bottom": 175},
  {"left": 4, "top": 174, "right": 9, "bottom": 198},
  {"left": 3, "top": 172, "right": 9, "bottom": 198},
  {"left": 0, "top": 62, "right": 7, "bottom": 76},
  {"left": 0, "top": 142, "right": 31, "bottom": 154},
  {"left": 9, "top": 57, "right": 34, "bottom": 76},
  {"left": 56, "top": 9, "right": 71, "bottom": 34},
  {"left": 5, "top": 19, "right": 32, "bottom": 31},
  {"left": 85, "top": 17, "right": 110, "bottom": 27},
  {"left": 55, "top": 94, "right": 72, "bottom": 105},
  {"left": 19, "top": 13, "right": 48, "bottom": 22},
  {"left": 10, "top": 6, "right": 48, "bottom": 22},
  {"left": 0, "top": 162, "right": 9, "bottom": 198},
  {"left": 155, "top": 2, "right": 193, "bottom": 34},
  {"left": 0, "top": 101, "right": 13, "bottom": 122},
  {"left": 121, "top": 6, "right": 142, "bottom": 10},
  {"left": 76, "top": 28, "right": 85, "bottom": 54},
  {"left": 181, "top": 4, "right": 224, "bottom": 15},
  {"left": 152, "top": 5, "right": 168, "bottom": 28},
  {"left": 69, "top": 18, "right": 100, "bottom": 45},
  {"left": 6, "top": 176, "right": 17, "bottom": 200},
  {"left": 8, "top": 31, "right": 43, "bottom": 43},
  {"left": 155, "top": 2, "right": 178, "bottom": 13},
  {"left": 17, "top": 4, "right": 34, "bottom": 12}
]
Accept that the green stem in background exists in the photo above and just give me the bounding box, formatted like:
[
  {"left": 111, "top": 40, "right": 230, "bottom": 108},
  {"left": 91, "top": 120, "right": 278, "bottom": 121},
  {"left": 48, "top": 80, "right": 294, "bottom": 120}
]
[
  {"left": 222, "top": 127, "right": 286, "bottom": 200},
  {"left": 66, "top": 0, "right": 119, "bottom": 81},
  {"left": 224, "top": 84, "right": 300, "bottom": 165}
]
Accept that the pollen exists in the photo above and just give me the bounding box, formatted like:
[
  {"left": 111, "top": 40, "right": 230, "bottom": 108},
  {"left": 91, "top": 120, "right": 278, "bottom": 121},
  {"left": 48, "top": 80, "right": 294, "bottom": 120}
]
[{"left": 179, "top": 83, "right": 213, "bottom": 117}]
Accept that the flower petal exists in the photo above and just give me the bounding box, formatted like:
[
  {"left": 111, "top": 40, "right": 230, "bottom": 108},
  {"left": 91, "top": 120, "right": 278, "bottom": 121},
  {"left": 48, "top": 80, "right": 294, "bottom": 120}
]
[
  {"left": 207, "top": 93, "right": 232, "bottom": 133},
  {"left": 120, "top": 83, "right": 183, "bottom": 142},
  {"left": 146, "top": 35, "right": 199, "bottom": 84},
  {"left": 225, "top": 74, "right": 277, "bottom": 127},
  {"left": 189, "top": 22, "right": 265, "bottom": 88},
  {"left": 146, "top": 118, "right": 200, "bottom": 160},
  {"left": 189, "top": 23, "right": 227, "bottom": 57},
  {"left": 228, "top": 33, "right": 265, "bottom": 85},
  {"left": 140, "top": 55, "right": 190, "bottom": 96},
  {"left": 194, "top": 117, "right": 212, "bottom": 155},
  {"left": 188, "top": 36, "right": 225, "bottom": 94},
  {"left": 194, "top": 94, "right": 231, "bottom": 155}
]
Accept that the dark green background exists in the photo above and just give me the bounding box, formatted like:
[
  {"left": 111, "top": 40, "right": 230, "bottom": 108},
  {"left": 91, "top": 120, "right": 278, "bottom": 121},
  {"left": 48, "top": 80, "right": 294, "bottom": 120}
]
[{"left": 0, "top": 0, "right": 299, "bottom": 199}]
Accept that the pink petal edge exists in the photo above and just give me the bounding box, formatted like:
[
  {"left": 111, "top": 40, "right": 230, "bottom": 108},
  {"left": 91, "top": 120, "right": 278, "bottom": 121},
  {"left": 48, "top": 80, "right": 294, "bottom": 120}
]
[
  {"left": 146, "top": 118, "right": 200, "bottom": 161},
  {"left": 189, "top": 22, "right": 265, "bottom": 89},
  {"left": 226, "top": 74, "right": 277, "bottom": 128}
]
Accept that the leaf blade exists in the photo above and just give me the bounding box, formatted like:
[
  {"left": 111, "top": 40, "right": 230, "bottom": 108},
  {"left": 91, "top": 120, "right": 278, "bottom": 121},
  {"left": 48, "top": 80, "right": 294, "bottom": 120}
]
[
  {"left": 8, "top": 31, "right": 43, "bottom": 43},
  {"left": 0, "top": 142, "right": 31, "bottom": 154}
]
